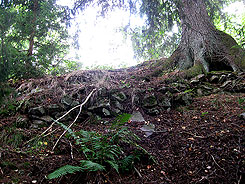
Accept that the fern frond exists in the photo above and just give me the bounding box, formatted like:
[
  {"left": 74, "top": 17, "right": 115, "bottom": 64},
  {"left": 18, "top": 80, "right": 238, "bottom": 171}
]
[
  {"left": 80, "top": 160, "right": 105, "bottom": 171},
  {"left": 119, "top": 155, "right": 135, "bottom": 171},
  {"left": 106, "top": 160, "right": 119, "bottom": 173},
  {"left": 47, "top": 165, "right": 83, "bottom": 179}
]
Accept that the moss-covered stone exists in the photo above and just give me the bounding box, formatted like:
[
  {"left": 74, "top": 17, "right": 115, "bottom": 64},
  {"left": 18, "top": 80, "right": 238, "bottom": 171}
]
[{"left": 143, "top": 95, "right": 158, "bottom": 107}]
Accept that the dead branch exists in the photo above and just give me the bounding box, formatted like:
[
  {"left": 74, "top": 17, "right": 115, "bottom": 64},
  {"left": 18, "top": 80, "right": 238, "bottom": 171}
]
[{"left": 52, "top": 88, "right": 96, "bottom": 151}]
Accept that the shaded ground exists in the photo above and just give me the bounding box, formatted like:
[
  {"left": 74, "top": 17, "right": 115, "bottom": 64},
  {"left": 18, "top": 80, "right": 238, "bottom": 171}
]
[{"left": 0, "top": 64, "right": 244, "bottom": 184}]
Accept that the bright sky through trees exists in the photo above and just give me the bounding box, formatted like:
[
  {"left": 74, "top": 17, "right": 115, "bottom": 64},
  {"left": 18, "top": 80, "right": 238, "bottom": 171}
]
[
  {"left": 57, "top": 0, "right": 244, "bottom": 69},
  {"left": 57, "top": 0, "right": 146, "bottom": 68}
]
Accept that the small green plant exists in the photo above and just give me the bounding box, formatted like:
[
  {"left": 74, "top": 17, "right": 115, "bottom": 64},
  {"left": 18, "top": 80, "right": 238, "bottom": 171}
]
[
  {"left": 120, "top": 80, "right": 131, "bottom": 88},
  {"left": 201, "top": 111, "right": 209, "bottom": 117},
  {"left": 48, "top": 114, "right": 150, "bottom": 179},
  {"left": 183, "top": 89, "right": 194, "bottom": 94},
  {"left": 147, "top": 87, "right": 154, "bottom": 92},
  {"left": 0, "top": 127, "right": 26, "bottom": 148},
  {"left": 238, "top": 97, "right": 245, "bottom": 109}
]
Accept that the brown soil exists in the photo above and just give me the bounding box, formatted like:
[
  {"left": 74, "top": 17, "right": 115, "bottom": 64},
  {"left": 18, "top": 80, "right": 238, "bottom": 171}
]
[{"left": 0, "top": 64, "right": 244, "bottom": 184}]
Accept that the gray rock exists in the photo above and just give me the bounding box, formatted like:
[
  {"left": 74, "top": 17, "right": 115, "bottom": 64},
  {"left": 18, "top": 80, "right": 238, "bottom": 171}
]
[
  {"left": 190, "top": 74, "right": 205, "bottom": 84},
  {"left": 39, "top": 116, "right": 53, "bottom": 123},
  {"left": 213, "top": 88, "right": 221, "bottom": 93},
  {"left": 197, "top": 89, "right": 203, "bottom": 96},
  {"left": 159, "top": 96, "right": 171, "bottom": 107},
  {"left": 61, "top": 96, "right": 79, "bottom": 107},
  {"left": 220, "top": 80, "right": 232, "bottom": 88},
  {"left": 88, "top": 102, "right": 110, "bottom": 111},
  {"left": 143, "top": 95, "right": 157, "bottom": 107},
  {"left": 31, "top": 120, "right": 48, "bottom": 128},
  {"left": 113, "top": 101, "right": 123, "bottom": 110},
  {"left": 140, "top": 123, "right": 155, "bottom": 137},
  {"left": 130, "top": 111, "right": 145, "bottom": 122},
  {"left": 46, "top": 104, "right": 62, "bottom": 114},
  {"left": 239, "top": 113, "right": 245, "bottom": 120},
  {"left": 61, "top": 95, "right": 73, "bottom": 106},
  {"left": 202, "top": 85, "right": 212, "bottom": 90},
  {"left": 15, "top": 116, "right": 29, "bottom": 128},
  {"left": 175, "top": 92, "right": 192, "bottom": 105},
  {"left": 196, "top": 74, "right": 205, "bottom": 81},
  {"left": 210, "top": 75, "right": 219, "bottom": 83},
  {"left": 29, "top": 106, "right": 45, "bottom": 116},
  {"left": 218, "top": 75, "right": 226, "bottom": 83},
  {"left": 158, "top": 86, "right": 168, "bottom": 93},
  {"left": 112, "top": 92, "right": 127, "bottom": 102},
  {"left": 145, "top": 108, "right": 160, "bottom": 115},
  {"left": 102, "top": 108, "right": 111, "bottom": 117},
  {"left": 190, "top": 79, "right": 199, "bottom": 85}
]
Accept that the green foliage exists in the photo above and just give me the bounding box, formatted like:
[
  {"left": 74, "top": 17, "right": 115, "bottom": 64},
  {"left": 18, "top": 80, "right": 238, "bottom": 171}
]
[
  {"left": 0, "top": 84, "right": 17, "bottom": 116},
  {"left": 120, "top": 80, "right": 131, "bottom": 88},
  {"left": 214, "top": 7, "right": 245, "bottom": 49},
  {"left": 0, "top": 127, "right": 25, "bottom": 148},
  {"left": 201, "top": 112, "right": 209, "bottom": 117},
  {"left": 49, "top": 113, "right": 149, "bottom": 179},
  {"left": 0, "top": 0, "right": 72, "bottom": 81},
  {"left": 48, "top": 165, "right": 87, "bottom": 179},
  {"left": 238, "top": 97, "right": 245, "bottom": 109}
]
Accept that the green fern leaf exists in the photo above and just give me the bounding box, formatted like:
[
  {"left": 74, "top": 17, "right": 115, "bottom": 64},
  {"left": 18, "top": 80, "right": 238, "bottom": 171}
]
[
  {"left": 80, "top": 160, "right": 105, "bottom": 171},
  {"left": 47, "top": 165, "right": 84, "bottom": 179},
  {"left": 106, "top": 160, "right": 119, "bottom": 173}
]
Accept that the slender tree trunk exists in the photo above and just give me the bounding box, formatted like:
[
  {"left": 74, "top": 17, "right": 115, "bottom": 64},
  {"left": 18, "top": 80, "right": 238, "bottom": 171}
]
[
  {"left": 170, "top": 0, "right": 244, "bottom": 76},
  {"left": 27, "top": 0, "right": 38, "bottom": 57}
]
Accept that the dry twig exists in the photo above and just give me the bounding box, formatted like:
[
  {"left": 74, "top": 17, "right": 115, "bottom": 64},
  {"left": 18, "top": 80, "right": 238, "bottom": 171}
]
[
  {"left": 52, "top": 88, "right": 96, "bottom": 151},
  {"left": 210, "top": 154, "right": 225, "bottom": 172}
]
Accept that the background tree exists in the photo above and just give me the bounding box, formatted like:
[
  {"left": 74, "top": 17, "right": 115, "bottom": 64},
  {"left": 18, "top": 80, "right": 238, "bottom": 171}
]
[{"left": 0, "top": 0, "right": 73, "bottom": 82}]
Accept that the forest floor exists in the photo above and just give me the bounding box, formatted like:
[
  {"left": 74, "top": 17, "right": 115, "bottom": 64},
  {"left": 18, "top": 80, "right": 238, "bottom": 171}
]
[{"left": 0, "top": 62, "right": 244, "bottom": 184}]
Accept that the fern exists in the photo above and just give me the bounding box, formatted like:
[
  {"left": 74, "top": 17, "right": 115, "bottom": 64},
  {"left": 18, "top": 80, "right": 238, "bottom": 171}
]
[
  {"left": 47, "top": 165, "right": 84, "bottom": 179},
  {"left": 80, "top": 160, "right": 105, "bottom": 171},
  {"left": 119, "top": 155, "right": 135, "bottom": 172},
  {"left": 48, "top": 113, "right": 153, "bottom": 180}
]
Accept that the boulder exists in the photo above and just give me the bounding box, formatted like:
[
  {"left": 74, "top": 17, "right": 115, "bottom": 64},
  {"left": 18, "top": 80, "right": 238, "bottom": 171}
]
[
  {"left": 29, "top": 106, "right": 45, "bottom": 116},
  {"left": 175, "top": 92, "right": 192, "bottom": 106},
  {"left": 145, "top": 108, "right": 160, "bottom": 115},
  {"left": 140, "top": 123, "right": 155, "bottom": 137},
  {"left": 159, "top": 96, "right": 171, "bottom": 108},
  {"left": 15, "top": 116, "right": 29, "bottom": 128},
  {"left": 102, "top": 108, "right": 111, "bottom": 117},
  {"left": 111, "top": 92, "right": 127, "bottom": 102},
  {"left": 130, "top": 111, "right": 145, "bottom": 122},
  {"left": 143, "top": 95, "right": 157, "bottom": 107},
  {"left": 220, "top": 80, "right": 232, "bottom": 88},
  {"left": 46, "top": 104, "right": 62, "bottom": 115},
  {"left": 210, "top": 75, "right": 219, "bottom": 83},
  {"left": 157, "top": 86, "right": 168, "bottom": 94},
  {"left": 31, "top": 120, "right": 48, "bottom": 129},
  {"left": 61, "top": 96, "right": 79, "bottom": 107},
  {"left": 239, "top": 113, "right": 245, "bottom": 120}
]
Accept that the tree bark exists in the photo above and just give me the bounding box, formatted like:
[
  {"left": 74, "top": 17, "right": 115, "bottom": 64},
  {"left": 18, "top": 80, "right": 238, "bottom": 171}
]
[
  {"left": 170, "top": 0, "right": 244, "bottom": 76},
  {"left": 27, "top": 0, "right": 38, "bottom": 57}
]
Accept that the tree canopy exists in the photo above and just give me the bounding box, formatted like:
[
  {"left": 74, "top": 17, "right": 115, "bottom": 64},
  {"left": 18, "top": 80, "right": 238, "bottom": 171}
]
[
  {"left": 0, "top": 0, "right": 244, "bottom": 83},
  {"left": 0, "top": 0, "right": 76, "bottom": 82}
]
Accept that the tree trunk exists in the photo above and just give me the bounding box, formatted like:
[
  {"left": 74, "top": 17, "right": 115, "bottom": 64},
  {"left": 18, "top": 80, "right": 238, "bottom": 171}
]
[
  {"left": 170, "top": 0, "right": 244, "bottom": 77},
  {"left": 27, "top": 0, "right": 38, "bottom": 57}
]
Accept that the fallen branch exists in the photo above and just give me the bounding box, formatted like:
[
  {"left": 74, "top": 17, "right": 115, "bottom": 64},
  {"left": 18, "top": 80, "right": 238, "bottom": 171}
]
[
  {"left": 52, "top": 88, "right": 96, "bottom": 151},
  {"left": 24, "top": 88, "right": 96, "bottom": 145}
]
